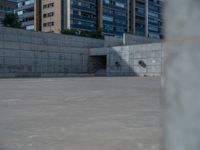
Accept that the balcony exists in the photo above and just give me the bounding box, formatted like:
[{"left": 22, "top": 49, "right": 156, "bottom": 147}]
[
  {"left": 136, "top": 19, "right": 145, "bottom": 24},
  {"left": 22, "top": 20, "right": 34, "bottom": 27},
  {"left": 71, "top": 24, "right": 97, "bottom": 31},
  {"left": 136, "top": 3, "right": 145, "bottom": 9},
  {"left": 71, "top": 14, "right": 96, "bottom": 22},
  {"left": 103, "top": 4, "right": 127, "bottom": 11},
  {"left": 103, "top": 29, "right": 124, "bottom": 36},
  {"left": 17, "top": 3, "right": 34, "bottom": 11},
  {"left": 80, "top": 0, "right": 96, "bottom": 3},
  {"left": 103, "top": 12, "right": 127, "bottom": 20},
  {"left": 136, "top": 12, "right": 145, "bottom": 17},
  {"left": 72, "top": 4, "right": 96, "bottom": 14},
  {"left": 136, "top": 0, "right": 145, "bottom": 3},
  {"left": 103, "top": 20, "right": 126, "bottom": 27},
  {"left": 19, "top": 11, "right": 34, "bottom": 19}
]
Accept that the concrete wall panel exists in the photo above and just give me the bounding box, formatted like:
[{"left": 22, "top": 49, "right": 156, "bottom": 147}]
[
  {"left": 90, "top": 43, "right": 164, "bottom": 76},
  {"left": 0, "top": 56, "right": 3, "bottom": 65},
  {"left": 0, "top": 27, "right": 100, "bottom": 77}
]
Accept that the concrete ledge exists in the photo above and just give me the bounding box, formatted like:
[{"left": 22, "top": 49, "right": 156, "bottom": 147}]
[
  {"left": 0, "top": 73, "right": 94, "bottom": 78},
  {"left": 41, "top": 73, "right": 94, "bottom": 77}
]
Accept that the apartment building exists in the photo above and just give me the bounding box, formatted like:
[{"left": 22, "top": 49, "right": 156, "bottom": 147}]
[
  {"left": 17, "top": 0, "right": 35, "bottom": 30},
  {"left": 148, "top": 0, "right": 163, "bottom": 38},
  {"left": 40, "top": 0, "right": 62, "bottom": 33},
  {"left": 34, "top": 0, "right": 98, "bottom": 33},
  {"left": 34, "top": 0, "right": 129, "bottom": 36},
  {"left": 70, "top": 0, "right": 97, "bottom": 31},
  {"left": 101, "top": 0, "right": 128, "bottom": 36},
  {"left": 0, "top": 0, "right": 17, "bottom": 25},
  {"left": 18, "top": 0, "right": 163, "bottom": 38},
  {"left": 129, "top": 0, "right": 163, "bottom": 38}
]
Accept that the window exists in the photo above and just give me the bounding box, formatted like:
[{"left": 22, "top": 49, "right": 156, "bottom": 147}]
[
  {"left": 48, "top": 12, "right": 54, "bottom": 17},
  {"left": 115, "top": 2, "right": 125, "bottom": 8},
  {"left": 18, "top": 2, "right": 23, "bottom": 7},
  {"left": 43, "top": 22, "right": 54, "bottom": 27},
  {"left": 104, "top": 0, "right": 109, "bottom": 4},
  {"left": 43, "top": 12, "right": 54, "bottom": 18},
  {"left": 103, "top": 15, "right": 113, "bottom": 22},
  {"left": 17, "top": 11, "right": 23, "bottom": 15},
  {"left": 25, "top": 0, "right": 34, "bottom": 6},
  {"left": 43, "top": 3, "right": 54, "bottom": 9},
  {"left": 43, "top": 23, "right": 47, "bottom": 27},
  {"left": 78, "top": 2, "right": 82, "bottom": 6},
  {"left": 26, "top": 25, "right": 34, "bottom": 30},
  {"left": 104, "top": 24, "right": 113, "bottom": 31},
  {"left": 72, "top": 19, "right": 95, "bottom": 27},
  {"left": 43, "top": 14, "right": 47, "bottom": 18},
  {"left": 48, "top": 22, "right": 54, "bottom": 26}
]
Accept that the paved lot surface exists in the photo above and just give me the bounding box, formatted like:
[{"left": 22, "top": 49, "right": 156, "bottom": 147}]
[{"left": 0, "top": 77, "right": 161, "bottom": 150}]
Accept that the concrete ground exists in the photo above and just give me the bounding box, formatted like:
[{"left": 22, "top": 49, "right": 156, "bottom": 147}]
[{"left": 0, "top": 77, "right": 162, "bottom": 150}]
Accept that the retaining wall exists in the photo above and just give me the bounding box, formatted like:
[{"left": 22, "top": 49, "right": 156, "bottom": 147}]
[
  {"left": 104, "top": 36, "right": 123, "bottom": 47},
  {"left": 103, "top": 33, "right": 162, "bottom": 47},
  {"left": 0, "top": 27, "right": 164, "bottom": 77},
  {"left": 0, "top": 27, "right": 104, "bottom": 77},
  {"left": 124, "top": 34, "right": 162, "bottom": 45},
  {"left": 90, "top": 43, "right": 164, "bottom": 76}
]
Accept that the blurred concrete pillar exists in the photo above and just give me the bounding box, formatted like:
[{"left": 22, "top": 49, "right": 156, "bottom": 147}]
[{"left": 164, "top": 0, "right": 200, "bottom": 150}]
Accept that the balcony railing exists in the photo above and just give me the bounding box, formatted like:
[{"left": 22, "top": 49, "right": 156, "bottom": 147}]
[
  {"left": 19, "top": 12, "right": 34, "bottom": 19},
  {"left": 72, "top": 4, "right": 96, "bottom": 14},
  {"left": 17, "top": 3, "right": 34, "bottom": 11},
  {"left": 71, "top": 14, "right": 96, "bottom": 22},
  {"left": 22, "top": 20, "right": 34, "bottom": 27},
  {"left": 71, "top": 24, "right": 97, "bottom": 31}
]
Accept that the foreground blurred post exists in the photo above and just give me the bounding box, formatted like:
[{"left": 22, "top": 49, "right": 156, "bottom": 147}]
[{"left": 164, "top": 0, "right": 200, "bottom": 150}]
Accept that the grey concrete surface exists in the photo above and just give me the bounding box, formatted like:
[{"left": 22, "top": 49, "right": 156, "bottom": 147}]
[
  {"left": 90, "top": 43, "right": 164, "bottom": 76},
  {"left": 104, "top": 34, "right": 161, "bottom": 47},
  {"left": 0, "top": 27, "right": 164, "bottom": 78},
  {"left": 164, "top": 0, "right": 200, "bottom": 149},
  {"left": 0, "top": 27, "right": 95, "bottom": 77},
  {"left": 0, "top": 27, "right": 104, "bottom": 48},
  {"left": 124, "top": 34, "right": 161, "bottom": 46},
  {"left": 0, "top": 77, "right": 161, "bottom": 150}
]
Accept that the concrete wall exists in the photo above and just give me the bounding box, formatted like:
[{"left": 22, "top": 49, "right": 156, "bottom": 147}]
[
  {"left": 0, "top": 27, "right": 104, "bottom": 48},
  {"left": 90, "top": 43, "right": 164, "bottom": 76},
  {"left": 104, "top": 36, "right": 123, "bottom": 47},
  {"left": 0, "top": 27, "right": 104, "bottom": 77},
  {"left": 103, "top": 33, "right": 162, "bottom": 47},
  {"left": 0, "top": 27, "right": 164, "bottom": 77},
  {"left": 124, "top": 33, "right": 162, "bottom": 45}
]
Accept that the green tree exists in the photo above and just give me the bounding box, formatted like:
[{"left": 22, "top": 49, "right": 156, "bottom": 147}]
[
  {"left": 61, "top": 28, "right": 104, "bottom": 39},
  {"left": 61, "top": 29, "right": 77, "bottom": 35},
  {"left": 3, "top": 13, "right": 21, "bottom": 28},
  {"left": 90, "top": 28, "right": 104, "bottom": 39}
]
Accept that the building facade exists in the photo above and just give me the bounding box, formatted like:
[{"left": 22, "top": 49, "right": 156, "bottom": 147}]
[
  {"left": 101, "top": 0, "right": 128, "bottom": 36},
  {"left": 129, "top": 0, "right": 163, "bottom": 39},
  {"left": 0, "top": 0, "right": 17, "bottom": 26},
  {"left": 19, "top": 0, "right": 163, "bottom": 38},
  {"left": 17, "top": 0, "right": 35, "bottom": 30},
  {"left": 70, "top": 0, "right": 97, "bottom": 31},
  {"left": 40, "top": 0, "right": 62, "bottom": 33},
  {"left": 34, "top": 0, "right": 98, "bottom": 33},
  {"left": 35, "top": 0, "right": 130, "bottom": 36},
  {"left": 148, "top": 0, "right": 163, "bottom": 38}
]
